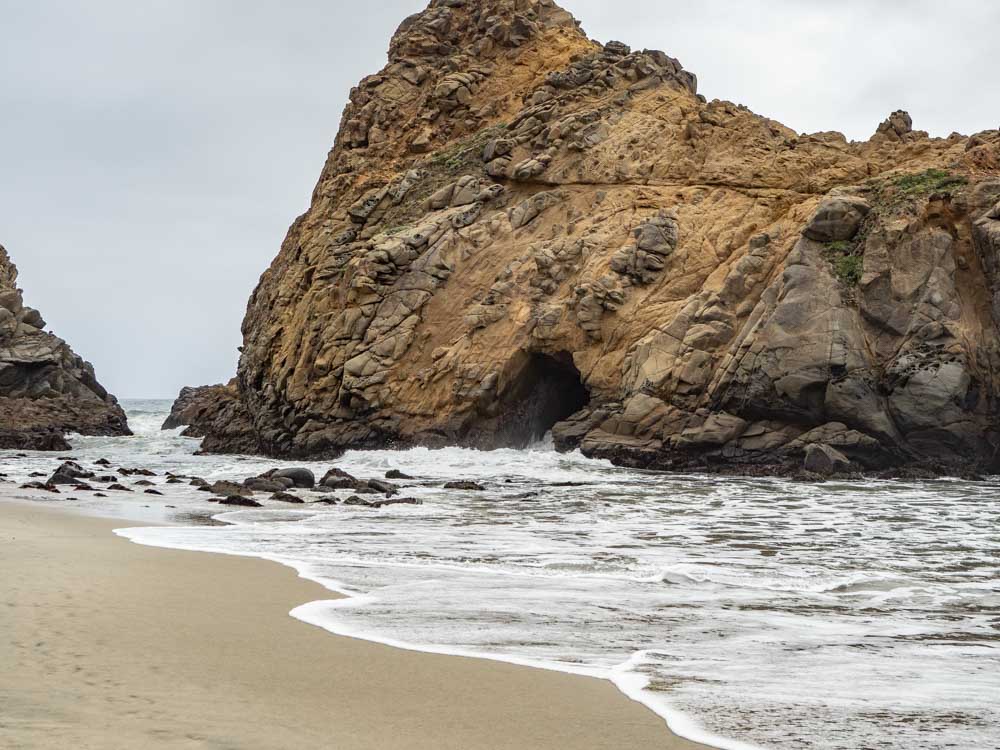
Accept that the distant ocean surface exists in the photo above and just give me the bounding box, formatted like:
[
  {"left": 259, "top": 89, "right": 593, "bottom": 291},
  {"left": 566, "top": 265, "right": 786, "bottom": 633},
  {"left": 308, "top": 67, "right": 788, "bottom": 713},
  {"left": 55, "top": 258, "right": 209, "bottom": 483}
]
[{"left": 3, "top": 398, "right": 998, "bottom": 750}]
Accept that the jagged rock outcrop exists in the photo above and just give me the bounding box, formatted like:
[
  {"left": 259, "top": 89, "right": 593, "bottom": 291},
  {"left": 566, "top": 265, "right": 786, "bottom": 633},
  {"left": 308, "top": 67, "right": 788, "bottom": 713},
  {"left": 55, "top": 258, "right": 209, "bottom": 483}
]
[
  {"left": 183, "top": 0, "right": 1000, "bottom": 474},
  {"left": 0, "top": 245, "right": 129, "bottom": 449},
  {"left": 162, "top": 382, "right": 229, "bottom": 432},
  {"left": 161, "top": 379, "right": 260, "bottom": 454}
]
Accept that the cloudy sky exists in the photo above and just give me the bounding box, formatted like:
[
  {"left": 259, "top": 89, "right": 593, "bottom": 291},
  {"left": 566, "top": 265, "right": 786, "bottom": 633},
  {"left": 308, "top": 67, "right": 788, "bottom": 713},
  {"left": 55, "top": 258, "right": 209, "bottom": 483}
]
[{"left": 1, "top": 0, "right": 996, "bottom": 398}]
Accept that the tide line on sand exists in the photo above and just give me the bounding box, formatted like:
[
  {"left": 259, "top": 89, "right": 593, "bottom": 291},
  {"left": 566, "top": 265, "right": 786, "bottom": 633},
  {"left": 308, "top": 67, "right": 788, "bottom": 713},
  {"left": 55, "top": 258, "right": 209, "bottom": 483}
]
[{"left": 0, "top": 498, "right": 714, "bottom": 750}]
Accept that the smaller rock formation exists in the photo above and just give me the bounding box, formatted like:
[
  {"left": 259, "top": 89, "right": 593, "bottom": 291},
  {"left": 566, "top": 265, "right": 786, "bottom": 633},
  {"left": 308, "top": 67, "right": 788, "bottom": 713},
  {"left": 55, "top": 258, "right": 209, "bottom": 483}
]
[
  {"left": 271, "top": 467, "right": 315, "bottom": 488},
  {"left": 161, "top": 384, "right": 219, "bottom": 430},
  {"left": 217, "top": 495, "right": 262, "bottom": 508},
  {"left": 874, "top": 110, "right": 912, "bottom": 138},
  {"left": 0, "top": 244, "right": 129, "bottom": 449},
  {"left": 162, "top": 379, "right": 259, "bottom": 454}
]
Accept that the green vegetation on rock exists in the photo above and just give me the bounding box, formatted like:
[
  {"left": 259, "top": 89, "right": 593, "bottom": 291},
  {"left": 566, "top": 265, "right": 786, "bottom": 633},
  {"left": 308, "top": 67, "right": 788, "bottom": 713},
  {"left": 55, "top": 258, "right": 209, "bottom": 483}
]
[
  {"left": 822, "top": 240, "right": 864, "bottom": 286},
  {"left": 429, "top": 123, "right": 508, "bottom": 174},
  {"left": 866, "top": 168, "right": 968, "bottom": 213},
  {"left": 892, "top": 168, "right": 967, "bottom": 198}
]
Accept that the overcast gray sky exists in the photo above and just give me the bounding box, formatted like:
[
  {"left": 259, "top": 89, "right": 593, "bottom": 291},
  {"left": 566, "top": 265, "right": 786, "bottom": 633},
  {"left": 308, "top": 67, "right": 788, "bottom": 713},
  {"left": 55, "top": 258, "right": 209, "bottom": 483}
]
[{"left": 1, "top": 1, "right": 996, "bottom": 398}]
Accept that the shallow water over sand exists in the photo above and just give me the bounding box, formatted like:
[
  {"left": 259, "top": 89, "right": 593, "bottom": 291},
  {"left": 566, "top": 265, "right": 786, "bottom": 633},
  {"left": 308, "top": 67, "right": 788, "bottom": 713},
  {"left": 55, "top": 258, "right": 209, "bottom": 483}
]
[{"left": 3, "top": 399, "right": 998, "bottom": 750}]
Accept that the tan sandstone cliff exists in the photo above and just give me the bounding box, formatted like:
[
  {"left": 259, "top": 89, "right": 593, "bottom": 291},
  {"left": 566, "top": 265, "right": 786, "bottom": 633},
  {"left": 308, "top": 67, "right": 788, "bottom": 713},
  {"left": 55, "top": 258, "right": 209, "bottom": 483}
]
[
  {"left": 175, "top": 0, "right": 1000, "bottom": 475},
  {"left": 0, "top": 245, "right": 129, "bottom": 449}
]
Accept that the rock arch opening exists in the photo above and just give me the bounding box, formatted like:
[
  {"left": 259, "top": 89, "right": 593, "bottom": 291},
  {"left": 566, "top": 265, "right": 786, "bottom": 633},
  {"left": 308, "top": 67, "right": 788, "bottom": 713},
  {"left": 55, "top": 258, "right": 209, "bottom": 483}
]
[{"left": 494, "top": 350, "right": 590, "bottom": 448}]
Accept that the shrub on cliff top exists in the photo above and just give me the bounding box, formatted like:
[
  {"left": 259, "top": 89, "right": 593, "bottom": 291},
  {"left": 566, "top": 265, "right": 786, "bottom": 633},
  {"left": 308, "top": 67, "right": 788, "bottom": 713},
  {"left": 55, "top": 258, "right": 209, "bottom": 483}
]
[{"left": 892, "top": 168, "right": 967, "bottom": 198}]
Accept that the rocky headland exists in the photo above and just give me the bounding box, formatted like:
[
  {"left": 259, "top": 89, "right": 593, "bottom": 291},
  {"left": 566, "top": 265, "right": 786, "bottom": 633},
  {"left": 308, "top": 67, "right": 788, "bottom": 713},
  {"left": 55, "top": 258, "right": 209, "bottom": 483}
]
[
  {"left": 0, "top": 244, "right": 129, "bottom": 450},
  {"left": 171, "top": 0, "right": 1000, "bottom": 476}
]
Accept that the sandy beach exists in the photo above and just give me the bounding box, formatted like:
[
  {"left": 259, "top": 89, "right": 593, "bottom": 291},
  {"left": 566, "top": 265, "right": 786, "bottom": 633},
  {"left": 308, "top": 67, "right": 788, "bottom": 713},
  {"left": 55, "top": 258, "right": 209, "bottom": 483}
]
[{"left": 0, "top": 499, "right": 712, "bottom": 750}]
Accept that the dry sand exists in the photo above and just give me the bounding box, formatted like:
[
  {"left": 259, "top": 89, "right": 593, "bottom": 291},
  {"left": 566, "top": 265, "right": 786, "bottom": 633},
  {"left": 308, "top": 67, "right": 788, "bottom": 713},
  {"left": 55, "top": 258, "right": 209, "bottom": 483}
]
[{"left": 0, "top": 499, "right": 713, "bottom": 750}]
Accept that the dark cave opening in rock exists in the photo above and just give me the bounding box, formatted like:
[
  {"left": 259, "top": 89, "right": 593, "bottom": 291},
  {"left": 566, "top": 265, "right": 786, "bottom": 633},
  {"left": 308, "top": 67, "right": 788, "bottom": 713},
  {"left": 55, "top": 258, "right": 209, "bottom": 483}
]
[{"left": 495, "top": 351, "right": 590, "bottom": 448}]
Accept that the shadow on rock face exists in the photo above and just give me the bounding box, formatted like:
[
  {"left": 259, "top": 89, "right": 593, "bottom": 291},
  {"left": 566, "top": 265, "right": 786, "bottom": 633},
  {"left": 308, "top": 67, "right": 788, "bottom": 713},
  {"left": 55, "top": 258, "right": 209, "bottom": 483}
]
[{"left": 491, "top": 350, "right": 590, "bottom": 448}]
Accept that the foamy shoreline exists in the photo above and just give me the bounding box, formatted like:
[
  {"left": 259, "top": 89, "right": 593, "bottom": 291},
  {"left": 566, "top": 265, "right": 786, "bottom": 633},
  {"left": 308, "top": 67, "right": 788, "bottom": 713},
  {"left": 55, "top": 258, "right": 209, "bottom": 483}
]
[
  {"left": 120, "top": 519, "right": 747, "bottom": 750},
  {"left": 4, "top": 400, "right": 995, "bottom": 750},
  {"left": 1, "top": 496, "right": 714, "bottom": 750}
]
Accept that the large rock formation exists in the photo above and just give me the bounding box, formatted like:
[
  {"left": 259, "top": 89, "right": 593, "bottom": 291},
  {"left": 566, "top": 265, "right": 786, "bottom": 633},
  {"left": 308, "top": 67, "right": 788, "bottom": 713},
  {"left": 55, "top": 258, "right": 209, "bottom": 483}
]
[
  {"left": 0, "top": 245, "right": 129, "bottom": 449},
  {"left": 183, "top": 0, "right": 1000, "bottom": 475}
]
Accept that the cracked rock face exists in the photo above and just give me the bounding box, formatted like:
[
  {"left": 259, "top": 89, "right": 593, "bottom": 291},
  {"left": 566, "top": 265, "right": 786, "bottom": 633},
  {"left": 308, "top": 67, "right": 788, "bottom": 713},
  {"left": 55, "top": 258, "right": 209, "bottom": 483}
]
[
  {"left": 182, "top": 0, "right": 1000, "bottom": 474},
  {"left": 0, "top": 245, "right": 129, "bottom": 449}
]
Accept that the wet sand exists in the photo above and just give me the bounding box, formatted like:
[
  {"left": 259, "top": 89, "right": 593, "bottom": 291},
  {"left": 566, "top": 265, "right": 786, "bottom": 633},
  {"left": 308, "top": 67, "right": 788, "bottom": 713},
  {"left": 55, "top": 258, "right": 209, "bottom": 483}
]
[{"left": 0, "top": 499, "right": 713, "bottom": 750}]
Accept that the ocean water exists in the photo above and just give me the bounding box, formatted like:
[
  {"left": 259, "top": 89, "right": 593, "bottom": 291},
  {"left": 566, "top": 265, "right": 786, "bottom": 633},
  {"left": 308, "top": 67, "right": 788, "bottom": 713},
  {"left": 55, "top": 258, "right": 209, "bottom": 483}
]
[{"left": 2, "top": 398, "right": 998, "bottom": 750}]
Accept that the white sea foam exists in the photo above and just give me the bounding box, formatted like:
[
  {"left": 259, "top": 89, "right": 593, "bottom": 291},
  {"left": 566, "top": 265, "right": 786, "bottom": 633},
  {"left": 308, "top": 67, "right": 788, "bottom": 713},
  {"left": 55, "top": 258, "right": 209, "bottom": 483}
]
[{"left": 4, "top": 399, "right": 999, "bottom": 750}]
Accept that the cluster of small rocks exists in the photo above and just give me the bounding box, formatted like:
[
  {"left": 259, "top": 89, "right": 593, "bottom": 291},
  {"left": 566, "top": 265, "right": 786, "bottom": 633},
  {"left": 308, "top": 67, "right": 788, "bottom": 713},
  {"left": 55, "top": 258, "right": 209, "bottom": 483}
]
[
  {"left": 13, "top": 456, "right": 441, "bottom": 509},
  {"left": 20, "top": 459, "right": 161, "bottom": 497}
]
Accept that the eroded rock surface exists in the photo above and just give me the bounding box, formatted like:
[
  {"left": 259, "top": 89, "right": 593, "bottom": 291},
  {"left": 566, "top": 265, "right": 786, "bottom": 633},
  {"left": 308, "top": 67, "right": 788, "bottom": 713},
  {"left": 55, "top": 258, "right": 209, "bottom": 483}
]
[
  {"left": 161, "top": 379, "right": 260, "bottom": 454},
  {"left": 182, "top": 0, "right": 1000, "bottom": 474},
  {"left": 0, "top": 245, "right": 129, "bottom": 449}
]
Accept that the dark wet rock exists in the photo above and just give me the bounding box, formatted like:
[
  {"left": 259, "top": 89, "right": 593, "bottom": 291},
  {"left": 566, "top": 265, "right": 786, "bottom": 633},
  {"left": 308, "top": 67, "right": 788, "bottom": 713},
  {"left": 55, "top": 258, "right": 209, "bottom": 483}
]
[
  {"left": 164, "top": 380, "right": 261, "bottom": 454},
  {"left": 144, "top": 489, "right": 164, "bottom": 496},
  {"left": 243, "top": 477, "right": 289, "bottom": 493},
  {"left": 48, "top": 473, "right": 82, "bottom": 486},
  {"left": 366, "top": 479, "right": 399, "bottom": 496},
  {"left": 343, "top": 496, "right": 372, "bottom": 506},
  {"left": 94, "top": 475, "right": 118, "bottom": 483},
  {"left": 321, "top": 467, "right": 364, "bottom": 489},
  {"left": 119, "top": 468, "right": 156, "bottom": 477},
  {"left": 162, "top": 384, "right": 223, "bottom": 430},
  {"left": 189, "top": 477, "right": 209, "bottom": 488},
  {"left": 218, "top": 495, "right": 262, "bottom": 507},
  {"left": 135, "top": 480, "right": 155, "bottom": 487},
  {"left": 0, "top": 429, "right": 72, "bottom": 451},
  {"left": 551, "top": 408, "right": 608, "bottom": 452},
  {"left": 94, "top": 458, "right": 112, "bottom": 466},
  {"left": 106, "top": 483, "right": 132, "bottom": 492},
  {"left": 343, "top": 495, "right": 422, "bottom": 509},
  {"left": 322, "top": 477, "right": 360, "bottom": 489},
  {"left": 385, "top": 469, "right": 414, "bottom": 480},
  {"left": 373, "top": 497, "right": 422, "bottom": 508},
  {"left": 208, "top": 480, "right": 251, "bottom": 497},
  {"left": 166, "top": 477, "right": 184, "bottom": 484},
  {"left": 803, "top": 443, "right": 851, "bottom": 475},
  {"left": 443, "top": 481, "right": 485, "bottom": 491},
  {"left": 272, "top": 467, "right": 315, "bottom": 489},
  {"left": 47, "top": 460, "right": 95, "bottom": 485},
  {"left": 271, "top": 491, "right": 304, "bottom": 503},
  {"left": 21, "top": 481, "right": 58, "bottom": 492}
]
